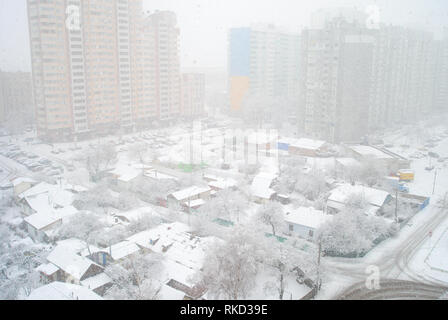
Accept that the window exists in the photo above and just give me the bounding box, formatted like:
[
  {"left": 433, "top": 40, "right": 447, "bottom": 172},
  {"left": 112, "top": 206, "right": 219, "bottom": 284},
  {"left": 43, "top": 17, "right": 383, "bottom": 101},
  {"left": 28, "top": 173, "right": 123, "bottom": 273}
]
[
  {"left": 309, "top": 229, "right": 314, "bottom": 238},
  {"left": 289, "top": 224, "right": 293, "bottom": 232}
]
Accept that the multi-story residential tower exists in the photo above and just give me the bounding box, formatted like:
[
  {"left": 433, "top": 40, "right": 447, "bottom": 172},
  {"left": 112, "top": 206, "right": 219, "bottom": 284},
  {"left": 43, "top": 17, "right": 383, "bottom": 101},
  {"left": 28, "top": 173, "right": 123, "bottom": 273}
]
[
  {"left": 433, "top": 28, "right": 448, "bottom": 113},
  {"left": 300, "top": 18, "right": 375, "bottom": 143},
  {"left": 143, "top": 11, "right": 181, "bottom": 123},
  {"left": 228, "top": 25, "right": 301, "bottom": 113},
  {"left": 0, "top": 71, "right": 33, "bottom": 124},
  {"left": 181, "top": 73, "right": 205, "bottom": 118},
  {"left": 27, "top": 1, "right": 181, "bottom": 141},
  {"left": 368, "top": 26, "right": 439, "bottom": 131}
]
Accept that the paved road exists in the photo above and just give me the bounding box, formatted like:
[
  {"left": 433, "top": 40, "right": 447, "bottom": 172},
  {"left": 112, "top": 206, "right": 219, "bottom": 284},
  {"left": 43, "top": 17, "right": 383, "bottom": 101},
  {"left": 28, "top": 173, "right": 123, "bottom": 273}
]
[
  {"left": 323, "top": 201, "right": 448, "bottom": 299},
  {"left": 338, "top": 279, "right": 447, "bottom": 300}
]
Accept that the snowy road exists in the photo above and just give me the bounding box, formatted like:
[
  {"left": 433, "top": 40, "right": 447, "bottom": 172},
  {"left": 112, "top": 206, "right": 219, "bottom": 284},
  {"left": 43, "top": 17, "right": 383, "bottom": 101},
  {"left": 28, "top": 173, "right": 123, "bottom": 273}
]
[
  {"left": 338, "top": 279, "right": 447, "bottom": 300},
  {"left": 319, "top": 124, "right": 448, "bottom": 300}
]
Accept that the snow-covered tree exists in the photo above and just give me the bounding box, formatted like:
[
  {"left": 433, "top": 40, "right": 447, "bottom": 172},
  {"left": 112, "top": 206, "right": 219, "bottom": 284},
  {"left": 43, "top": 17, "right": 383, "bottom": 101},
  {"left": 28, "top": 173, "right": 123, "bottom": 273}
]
[
  {"left": 85, "top": 143, "right": 117, "bottom": 181},
  {"left": 57, "top": 212, "right": 106, "bottom": 255},
  {"left": 263, "top": 242, "right": 317, "bottom": 300},
  {"left": 318, "top": 209, "right": 393, "bottom": 256},
  {"left": 73, "top": 184, "right": 119, "bottom": 213},
  {"left": 198, "top": 227, "right": 262, "bottom": 299},
  {"left": 104, "top": 252, "right": 163, "bottom": 300},
  {"left": 254, "top": 201, "right": 284, "bottom": 236}
]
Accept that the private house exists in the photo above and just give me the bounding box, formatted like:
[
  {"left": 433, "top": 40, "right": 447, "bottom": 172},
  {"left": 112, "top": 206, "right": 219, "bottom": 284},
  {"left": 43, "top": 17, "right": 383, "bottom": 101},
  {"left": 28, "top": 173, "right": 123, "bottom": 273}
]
[
  {"left": 108, "top": 164, "right": 142, "bottom": 190},
  {"left": 344, "top": 144, "right": 411, "bottom": 173},
  {"left": 45, "top": 246, "right": 104, "bottom": 285},
  {"left": 126, "top": 222, "right": 220, "bottom": 299},
  {"left": 143, "top": 168, "right": 178, "bottom": 182},
  {"left": 24, "top": 206, "right": 78, "bottom": 242},
  {"left": 167, "top": 185, "right": 211, "bottom": 206},
  {"left": 106, "top": 240, "right": 142, "bottom": 263},
  {"left": 114, "top": 207, "right": 161, "bottom": 224},
  {"left": 18, "top": 182, "right": 74, "bottom": 216},
  {"left": 288, "top": 138, "right": 330, "bottom": 157},
  {"left": 36, "top": 263, "right": 60, "bottom": 283},
  {"left": 284, "top": 207, "right": 332, "bottom": 241},
  {"left": 326, "top": 183, "right": 392, "bottom": 215},
  {"left": 334, "top": 157, "right": 362, "bottom": 182},
  {"left": 250, "top": 172, "right": 276, "bottom": 203},
  {"left": 27, "top": 282, "right": 103, "bottom": 300},
  {"left": 80, "top": 273, "right": 112, "bottom": 296},
  {"left": 207, "top": 178, "right": 237, "bottom": 192},
  {"left": 11, "top": 177, "right": 37, "bottom": 199}
]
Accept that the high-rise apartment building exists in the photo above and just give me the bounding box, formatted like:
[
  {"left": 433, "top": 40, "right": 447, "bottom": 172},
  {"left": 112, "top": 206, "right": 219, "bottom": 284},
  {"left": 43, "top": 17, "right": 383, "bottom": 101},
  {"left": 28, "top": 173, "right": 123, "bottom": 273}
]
[
  {"left": 181, "top": 73, "right": 205, "bottom": 118},
  {"left": 0, "top": 71, "right": 33, "bottom": 124},
  {"left": 143, "top": 11, "right": 181, "bottom": 123},
  {"left": 27, "top": 1, "right": 181, "bottom": 141},
  {"left": 368, "top": 26, "right": 436, "bottom": 131},
  {"left": 433, "top": 28, "right": 448, "bottom": 113},
  {"left": 228, "top": 25, "right": 301, "bottom": 113},
  {"left": 300, "top": 18, "right": 375, "bottom": 143}
]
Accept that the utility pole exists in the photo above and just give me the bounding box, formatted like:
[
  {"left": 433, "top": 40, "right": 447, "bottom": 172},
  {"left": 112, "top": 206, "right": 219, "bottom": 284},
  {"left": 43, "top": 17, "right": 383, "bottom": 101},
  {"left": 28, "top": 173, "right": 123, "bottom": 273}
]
[
  {"left": 432, "top": 169, "right": 438, "bottom": 195},
  {"left": 394, "top": 187, "right": 399, "bottom": 224},
  {"left": 316, "top": 237, "right": 322, "bottom": 294}
]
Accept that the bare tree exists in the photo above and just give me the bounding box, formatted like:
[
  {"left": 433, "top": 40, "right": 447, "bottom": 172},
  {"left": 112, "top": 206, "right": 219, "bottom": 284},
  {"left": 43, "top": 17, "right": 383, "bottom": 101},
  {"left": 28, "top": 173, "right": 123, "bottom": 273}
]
[
  {"left": 104, "top": 252, "right": 163, "bottom": 300},
  {"left": 254, "top": 201, "right": 284, "bottom": 236},
  {"left": 57, "top": 211, "right": 106, "bottom": 255},
  {"left": 198, "top": 227, "right": 261, "bottom": 299},
  {"left": 85, "top": 144, "right": 117, "bottom": 181}
]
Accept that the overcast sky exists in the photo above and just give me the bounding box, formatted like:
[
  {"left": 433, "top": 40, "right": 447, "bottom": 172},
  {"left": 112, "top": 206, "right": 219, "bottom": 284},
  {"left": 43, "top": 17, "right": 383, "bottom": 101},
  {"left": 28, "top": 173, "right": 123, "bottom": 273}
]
[{"left": 1, "top": 0, "right": 447, "bottom": 72}]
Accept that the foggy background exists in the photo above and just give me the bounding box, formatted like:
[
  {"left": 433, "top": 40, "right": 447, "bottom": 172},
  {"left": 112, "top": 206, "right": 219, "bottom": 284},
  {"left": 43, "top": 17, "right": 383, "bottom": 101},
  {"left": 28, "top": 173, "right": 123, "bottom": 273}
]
[{"left": 1, "top": 0, "right": 448, "bottom": 72}]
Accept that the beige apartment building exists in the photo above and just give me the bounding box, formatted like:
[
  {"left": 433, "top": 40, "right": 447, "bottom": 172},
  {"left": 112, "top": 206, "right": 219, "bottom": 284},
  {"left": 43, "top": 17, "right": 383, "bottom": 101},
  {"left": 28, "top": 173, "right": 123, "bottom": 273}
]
[
  {"left": 27, "top": 1, "right": 182, "bottom": 141},
  {"left": 181, "top": 73, "right": 205, "bottom": 118},
  {"left": 0, "top": 71, "right": 33, "bottom": 125}
]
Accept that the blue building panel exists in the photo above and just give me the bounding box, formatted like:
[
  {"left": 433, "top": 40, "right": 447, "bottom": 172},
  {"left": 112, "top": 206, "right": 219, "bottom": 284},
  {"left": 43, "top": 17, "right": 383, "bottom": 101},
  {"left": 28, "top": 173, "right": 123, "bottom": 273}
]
[
  {"left": 229, "top": 28, "right": 251, "bottom": 76},
  {"left": 278, "top": 142, "right": 289, "bottom": 151}
]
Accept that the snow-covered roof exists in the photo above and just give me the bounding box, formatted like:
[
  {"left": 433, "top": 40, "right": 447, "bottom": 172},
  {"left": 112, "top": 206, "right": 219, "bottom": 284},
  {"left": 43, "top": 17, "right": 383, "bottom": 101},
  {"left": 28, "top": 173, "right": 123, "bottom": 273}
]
[
  {"left": 170, "top": 185, "right": 211, "bottom": 201},
  {"left": 348, "top": 145, "right": 393, "bottom": 159},
  {"left": 158, "top": 283, "right": 186, "bottom": 300},
  {"left": 24, "top": 194, "right": 52, "bottom": 213},
  {"left": 110, "top": 164, "right": 141, "bottom": 182},
  {"left": 251, "top": 172, "right": 276, "bottom": 199},
  {"left": 183, "top": 198, "right": 205, "bottom": 208},
  {"left": 11, "top": 177, "right": 36, "bottom": 187},
  {"left": 27, "top": 282, "right": 103, "bottom": 300},
  {"left": 56, "top": 238, "right": 89, "bottom": 254},
  {"left": 115, "top": 207, "right": 159, "bottom": 223},
  {"left": 290, "top": 138, "right": 327, "bottom": 150},
  {"left": 144, "top": 169, "right": 178, "bottom": 181},
  {"left": 336, "top": 157, "right": 361, "bottom": 167},
  {"left": 54, "top": 206, "right": 78, "bottom": 222},
  {"left": 36, "top": 263, "right": 59, "bottom": 276},
  {"left": 203, "top": 173, "right": 220, "bottom": 181},
  {"left": 47, "top": 247, "right": 100, "bottom": 280},
  {"left": 17, "top": 182, "right": 54, "bottom": 199},
  {"left": 22, "top": 186, "right": 74, "bottom": 211},
  {"left": 107, "top": 240, "right": 141, "bottom": 261},
  {"left": 126, "top": 222, "right": 192, "bottom": 249},
  {"left": 126, "top": 222, "right": 219, "bottom": 272},
  {"left": 327, "top": 184, "right": 390, "bottom": 208},
  {"left": 285, "top": 207, "right": 332, "bottom": 229},
  {"left": 23, "top": 204, "right": 78, "bottom": 230},
  {"left": 80, "top": 273, "right": 112, "bottom": 290},
  {"left": 208, "top": 178, "right": 237, "bottom": 190},
  {"left": 24, "top": 212, "right": 61, "bottom": 230}
]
